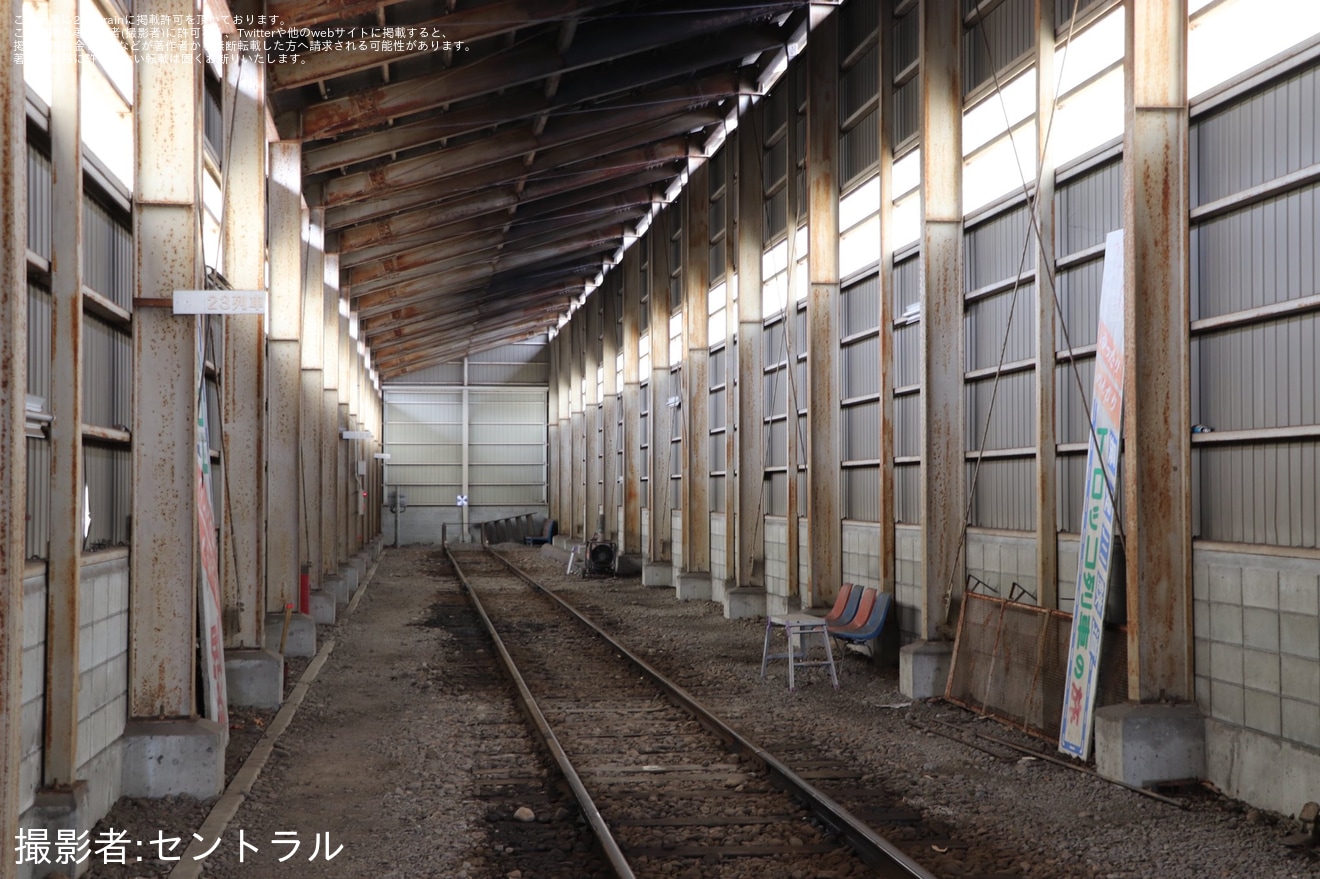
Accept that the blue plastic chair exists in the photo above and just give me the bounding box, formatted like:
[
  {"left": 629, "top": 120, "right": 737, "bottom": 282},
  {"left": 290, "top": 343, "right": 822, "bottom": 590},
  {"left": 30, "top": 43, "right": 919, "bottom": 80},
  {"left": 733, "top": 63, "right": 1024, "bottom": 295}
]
[{"left": 829, "top": 592, "right": 892, "bottom": 655}]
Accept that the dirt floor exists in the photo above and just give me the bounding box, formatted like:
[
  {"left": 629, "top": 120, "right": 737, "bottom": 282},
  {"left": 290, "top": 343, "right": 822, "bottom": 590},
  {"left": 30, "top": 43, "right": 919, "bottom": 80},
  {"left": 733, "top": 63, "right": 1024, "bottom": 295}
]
[{"left": 77, "top": 545, "right": 1319, "bottom": 879}]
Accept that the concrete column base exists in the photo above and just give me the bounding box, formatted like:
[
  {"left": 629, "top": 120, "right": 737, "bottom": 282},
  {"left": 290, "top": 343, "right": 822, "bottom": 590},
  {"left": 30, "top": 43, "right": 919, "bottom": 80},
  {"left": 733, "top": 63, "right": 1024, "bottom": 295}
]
[
  {"left": 309, "top": 590, "right": 336, "bottom": 624},
  {"left": 264, "top": 611, "right": 317, "bottom": 658},
  {"left": 1094, "top": 702, "right": 1205, "bottom": 788},
  {"left": 349, "top": 553, "right": 368, "bottom": 581},
  {"left": 224, "top": 648, "right": 284, "bottom": 710},
  {"left": 725, "top": 586, "right": 767, "bottom": 619},
  {"left": 340, "top": 563, "right": 360, "bottom": 596},
  {"left": 710, "top": 576, "right": 731, "bottom": 605},
  {"left": 765, "top": 591, "right": 794, "bottom": 617},
  {"left": 642, "top": 563, "right": 673, "bottom": 587},
  {"left": 676, "top": 572, "right": 712, "bottom": 601},
  {"left": 899, "top": 640, "right": 954, "bottom": 699},
  {"left": 27, "top": 782, "right": 92, "bottom": 878},
  {"left": 120, "top": 718, "right": 225, "bottom": 799},
  {"left": 323, "top": 573, "right": 349, "bottom": 608},
  {"left": 552, "top": 534, "right": 574, "bottom": 550}
]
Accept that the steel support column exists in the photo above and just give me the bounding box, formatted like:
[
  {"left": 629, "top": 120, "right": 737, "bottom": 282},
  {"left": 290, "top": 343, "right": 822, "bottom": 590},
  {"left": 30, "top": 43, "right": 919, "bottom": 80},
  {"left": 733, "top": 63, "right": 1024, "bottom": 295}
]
[
  {"left": 221, "top": 46, "right": 266, "bottom": 646},
  {"left": 806, "top": 8, "right": 841, "bottom": 609},
  {"left": 558, "top": 329, "right": 572, "bottom": 543},
  {"left": 621, "top": 246, "right": 643, "bottom": 554},
  {"left": 683, "top": 162, "right": 711, "bottom": 578},
  {"left": 876, "top": 11, "right": 897, "bottom": 597},
  {"left": 321, "top": 253, "right": 341, "bottom": 576},
  {"left": 266, "top": 142, "right": 303, "bottom": 612},
  {"left": 337, "top": 292, "right": 351, "bottom": 561},
  {"left": 0, "top": 4, "right": 27, "bottom": 870},
  {"left": 569, "top": 313, "right": 586, "bottom": 540},
  {"left": 918, "top": 0, "right": 965, "bottom": 641},
  {"left": 299, "top": 209, "right": 325, "bottom": 587},
  {"left": 736, "top": 108, "right": 765, "bottom": 589},
  {"left": 130, "top": 0, "right": 204, "bottom": 718},
  {"left": 348, "top": 315, "right": 363, "bottom": 554},
  {"left": 1034, "top": 0, "right": 1059, "bottom": 609},
  {"left": 602, "top": 277, "right": 620, "bottom": 542},
  {"left": 548, "top": 339, "right": 561, "bottom": 529},
  {"left": 585, "top": 295, "right": 604, "bottom": 535},
  {"left": 45, "top": 0, "right": 84, "bottom": 786},
  {"left": 1122, "top": 0, "right": 1192, "bottom": 703},
  {"left": 648, "top": 218, "right": 674, "bottom": 566}
]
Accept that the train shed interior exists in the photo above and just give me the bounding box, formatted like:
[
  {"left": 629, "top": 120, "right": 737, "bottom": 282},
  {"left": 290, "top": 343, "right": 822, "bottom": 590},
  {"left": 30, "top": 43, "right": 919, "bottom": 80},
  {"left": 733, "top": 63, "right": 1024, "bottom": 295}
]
[{"left": 2, "top": 0, "right": 1320, "bottom": 876}]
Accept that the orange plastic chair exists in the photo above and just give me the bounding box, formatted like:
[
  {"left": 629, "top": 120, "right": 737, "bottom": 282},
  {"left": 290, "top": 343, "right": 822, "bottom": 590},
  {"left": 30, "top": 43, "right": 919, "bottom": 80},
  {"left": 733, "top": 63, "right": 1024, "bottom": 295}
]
[
  {"left": 822, "top": 583, "right": 858, "bottom": 627},
  {"left": 828, "top": 587, "right": 877, "bottom": 637}
]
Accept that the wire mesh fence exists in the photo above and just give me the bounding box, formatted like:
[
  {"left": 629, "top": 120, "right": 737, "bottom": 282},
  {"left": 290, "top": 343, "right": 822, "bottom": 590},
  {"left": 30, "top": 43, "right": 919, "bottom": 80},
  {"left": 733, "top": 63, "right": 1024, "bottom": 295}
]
[{"left": 945, "top": 591, "right": 1128, "bottom": 744}]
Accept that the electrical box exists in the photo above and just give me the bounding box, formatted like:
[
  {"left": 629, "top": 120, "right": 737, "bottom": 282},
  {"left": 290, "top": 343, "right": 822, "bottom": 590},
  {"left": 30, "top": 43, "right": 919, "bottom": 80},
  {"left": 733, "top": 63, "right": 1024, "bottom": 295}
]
[{"left": 356, "top": 460, "right": 367, "bottom": 476}]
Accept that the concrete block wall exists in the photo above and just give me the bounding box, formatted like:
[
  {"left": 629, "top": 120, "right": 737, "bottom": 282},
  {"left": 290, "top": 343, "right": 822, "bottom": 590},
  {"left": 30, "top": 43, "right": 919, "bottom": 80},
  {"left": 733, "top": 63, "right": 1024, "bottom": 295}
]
[
  {"left": 763, "top": 516, "right": 789, "bottom": 610},
  {"left": 616, "top": 507, "right": 624, "bottom": 553},
  {"left": 1193, "top": 546, "right": 1320, "bottom": 816},
  {"left": 710, "top": 513, "right": 727, "bottom": 581},
  {"left": 641, "top": 508, "right": 649, "bottom": 555},
  {"left": 1057, "top": 534, "right": 1080, "bottom": 613},
  {"left": 840, "top": 522, "right": 882, "bottom": 591},
  {"left": 20, "top": 566, "right": 45, "bottom": 816},
  {"left": 797, "top": 518, "right": 810, "bottom": 607},
  {"left": 671, "top": 510, "right": 683, "bottom": 571},
  {"left": 1194, "top": 548, "right": 1320, "bottom": 747},
  {"left": 965, "top": 530, "right": 1039, "bottom": 606},
  {"left": 77, "top": 551, "right": 130, "bottom": 811},
  {"left": 895, "top": 525, "right": 921, "bottom": 642}
]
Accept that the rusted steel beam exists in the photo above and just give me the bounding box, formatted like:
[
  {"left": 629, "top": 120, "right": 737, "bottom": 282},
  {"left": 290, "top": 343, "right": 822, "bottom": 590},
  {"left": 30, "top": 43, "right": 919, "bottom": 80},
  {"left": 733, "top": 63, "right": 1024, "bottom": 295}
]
[
  {"left": 45, "top": 0, "right": 84, "bottom": 787},
  {"left": 339, "top": 216, "right": 511, "bottom": 268},
  {"left": 272, "top": 0, "right": 620, "bottom": 90},
  {"left": 918, "top": 0, "right": 965, "bottom": 642},
  {"left": 323, "top": 159, "right": 530, "bottom": 229},
  {"left": 299, "top": 5, "right": 787, "bottom": 140},
  {"left": 337, "top": 190, "right": 519, "bottom": 251},
  {"left": 683, "top": 162, "right": 712, "bottom": 579},
  {"left": 222, "top": 41, "right": 267, "bottom": 649},
  {"left": 509, "top": 179, "right": 670, "bottom": 230},
  {"left": 375, "top": 310, "right": 565, "bottom": 371},
  {"left": 323, "top": 95, "right": 727, "bottom": 208},
  {"left": 736, "top": 111, "right": 765, "bottom": 588},
  {"left": 364, "top": 282, "right": 582, "bottom": 341},
  {"left": 348, "top": 239, "right": 509, "bottom": 299},
  {"left": 805, "top": 9, "right": 840, "bottom": 610},
  {"left": 302, "top": 26, "right": 767, "bottom": 176},
  {"left": 304, "top": 96, "right": 547, "bottom": 177},
  {"left": 346, "top": 230, "right": 505, "bottom": 288},
  {"left": 1, "top": 5, "right": 27, "bottom": 868},
  {"left": 1122, "top": 0, "right": 1192, "bottom": 703}
]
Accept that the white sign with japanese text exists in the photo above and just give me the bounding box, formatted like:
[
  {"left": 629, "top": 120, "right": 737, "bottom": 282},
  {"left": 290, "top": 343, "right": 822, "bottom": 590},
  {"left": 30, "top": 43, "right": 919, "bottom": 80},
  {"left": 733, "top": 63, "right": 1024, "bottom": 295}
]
[
  {"left": 173, "top": 289, "right": 266, "bottom": 315},
  {"left": 1058, "top": 230, "right": 1125, "bottom": 760}
]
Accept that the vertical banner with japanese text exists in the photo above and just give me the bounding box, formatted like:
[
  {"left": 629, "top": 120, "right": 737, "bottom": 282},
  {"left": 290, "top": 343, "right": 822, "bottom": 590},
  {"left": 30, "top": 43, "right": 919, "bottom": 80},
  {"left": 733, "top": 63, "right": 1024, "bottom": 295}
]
[
  {"left": 195, "top": 314, "right": 230, "bottom": 744},
  {"left": 1058, "top": 229, "right": 1125, "bottom": 759}
]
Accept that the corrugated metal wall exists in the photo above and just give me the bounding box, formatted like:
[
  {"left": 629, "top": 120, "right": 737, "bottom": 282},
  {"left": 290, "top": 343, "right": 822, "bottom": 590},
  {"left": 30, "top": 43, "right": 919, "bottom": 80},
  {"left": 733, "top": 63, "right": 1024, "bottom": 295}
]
[
  {"left": 893, "top": 251, "right": 921, "bottom": 524},
  {"left": 384, "top": 344, "right": 550, "bottom": 510},
  {"left": 1190, "top": 59, "right": 1320, "bottom": 548},
  {"left": 1054, "top": 154, "right": 1123, "bottom": 533},
  {"left": 841, "top": 273, "right": 880, "bottom": 521},
  {"left": 963, "top": 0, "right": 1035, "bottom": 97}
]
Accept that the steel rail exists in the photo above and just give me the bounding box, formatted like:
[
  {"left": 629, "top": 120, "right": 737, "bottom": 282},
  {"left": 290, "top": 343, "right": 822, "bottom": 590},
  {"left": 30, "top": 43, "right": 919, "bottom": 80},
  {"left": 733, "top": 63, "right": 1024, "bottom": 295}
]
[
  {"left": 485, "top": 547, "right": 939, "bottom": 879},
  {"left": 444, "top": 546, "right": 636, "bottom": 879}
]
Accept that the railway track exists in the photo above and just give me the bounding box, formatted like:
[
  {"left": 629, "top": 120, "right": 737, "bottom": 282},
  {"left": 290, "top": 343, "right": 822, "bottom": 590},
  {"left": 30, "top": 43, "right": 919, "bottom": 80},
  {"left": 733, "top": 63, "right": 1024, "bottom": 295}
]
[{"left": 446, "top": 545, "right": 938, "bottom": 879}]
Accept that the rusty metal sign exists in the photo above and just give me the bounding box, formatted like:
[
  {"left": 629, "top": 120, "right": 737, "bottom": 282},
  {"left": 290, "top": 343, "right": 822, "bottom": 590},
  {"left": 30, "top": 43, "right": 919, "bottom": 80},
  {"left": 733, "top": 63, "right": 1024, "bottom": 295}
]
[
  {"left": 1058, "top": 230, "right": 1125, "bottom": 760},
  {"left": 173, "top": 289, "right": 266, "bottom": 314}
]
